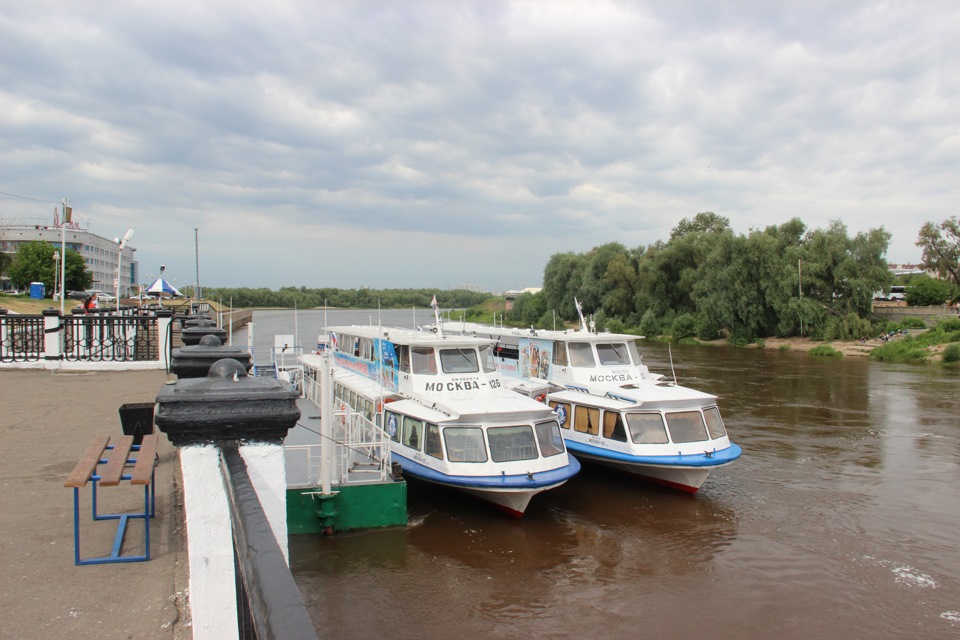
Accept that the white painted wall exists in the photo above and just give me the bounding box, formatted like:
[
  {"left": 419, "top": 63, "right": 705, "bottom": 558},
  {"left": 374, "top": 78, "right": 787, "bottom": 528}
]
[{"left": 180, "top": 445, "right": 238, "bottom": 640}]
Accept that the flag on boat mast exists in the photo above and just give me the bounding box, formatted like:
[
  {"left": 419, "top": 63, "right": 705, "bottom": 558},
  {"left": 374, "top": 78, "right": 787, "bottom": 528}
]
[
  {"left": 431, "top": 294, "right": 441, "bottom": 336},
  {"left": 574, "top": 297, "right": 588, "bottom": 332}
]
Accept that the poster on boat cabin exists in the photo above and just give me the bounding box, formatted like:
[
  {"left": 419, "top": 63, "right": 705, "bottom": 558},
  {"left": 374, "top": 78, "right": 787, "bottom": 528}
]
[
  {"left": 376, "top": 338, "right": 399, "bottom": 391},
  {"left": 518, "top": 338, "right": 553, "bottom": 380}
]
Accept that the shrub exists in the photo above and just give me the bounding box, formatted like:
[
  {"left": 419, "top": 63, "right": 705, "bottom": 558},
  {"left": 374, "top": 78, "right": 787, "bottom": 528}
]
[
  {"left": 870, "top": 340, "right": 929, "bottom": 363},
  {"left": 696, "top": 314, "right": 722, "bottom": 341},
  {"left": 943, "top": 343, "right": 960, "bottom": 363},
  {"left": 937, "top": 318, "right": 960, "bottom": 332},
  {"left": 671, "top": 313, "right": 697, "bottom": 340},
  {"left": 639, "top": 309, "right": 663, "bottom": 337},
  {"left": 809, "top": 345, "right": 842, "bottom": 357},
  {"left": 899, "top": 316, "right": 928, "bottom": 330}
]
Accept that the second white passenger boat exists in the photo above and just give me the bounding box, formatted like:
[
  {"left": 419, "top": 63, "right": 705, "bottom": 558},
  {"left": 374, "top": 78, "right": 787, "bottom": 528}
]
[
  {"left": 441, "top": 303, "right": 742, "bottom": 493},
  {"left": 300, "top": 323, "right": 581, "bottom": 517}
]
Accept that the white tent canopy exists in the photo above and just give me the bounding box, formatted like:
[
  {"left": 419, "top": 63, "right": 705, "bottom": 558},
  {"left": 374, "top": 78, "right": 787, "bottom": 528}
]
[{"left": 145, "top": 278, "right": 182, "bottom": 297}]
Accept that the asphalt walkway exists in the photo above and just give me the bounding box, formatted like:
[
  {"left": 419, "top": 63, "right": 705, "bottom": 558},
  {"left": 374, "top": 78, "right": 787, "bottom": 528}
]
[{"left": 0, "top": 369, "right": 190, "bottom": 639}]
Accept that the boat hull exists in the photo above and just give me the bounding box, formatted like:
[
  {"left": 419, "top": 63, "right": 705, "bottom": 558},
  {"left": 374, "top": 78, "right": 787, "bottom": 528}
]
[
  {"left": 566, "top": 442, "right": 741, "bottom": 493},
  {"left": 392, "top": 452, "right": 581, "bottom": 517}
]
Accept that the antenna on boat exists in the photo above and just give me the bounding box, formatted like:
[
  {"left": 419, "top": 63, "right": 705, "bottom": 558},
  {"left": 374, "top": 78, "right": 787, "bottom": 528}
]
[
  {"left": 575, "top": 298, "right": 588, "bottom": 332},
  {"left": 668, "top": 343, "right": 678, "bottom": 385},
  {"left": 294, "top": 301, "right": 299, "bottom": 350}
]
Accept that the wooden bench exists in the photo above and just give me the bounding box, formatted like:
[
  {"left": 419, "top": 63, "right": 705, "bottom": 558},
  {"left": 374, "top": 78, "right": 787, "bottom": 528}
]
[{"left": 65, "top": 434, "right": 159, "bottom": 565}]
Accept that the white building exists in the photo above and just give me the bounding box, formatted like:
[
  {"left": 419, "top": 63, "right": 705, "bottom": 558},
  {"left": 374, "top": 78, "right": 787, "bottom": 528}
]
[{"left": 0, "top": 216, "right": 139, "bottom": 297}]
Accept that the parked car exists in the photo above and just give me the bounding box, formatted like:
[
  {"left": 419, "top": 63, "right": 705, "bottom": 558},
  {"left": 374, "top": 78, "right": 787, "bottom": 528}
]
[
  {"left": 68, "top": 290, "right": 89, "bottom": 300},
  {"left": 84, "top": 289, "right": 117, "bottom": 303}
]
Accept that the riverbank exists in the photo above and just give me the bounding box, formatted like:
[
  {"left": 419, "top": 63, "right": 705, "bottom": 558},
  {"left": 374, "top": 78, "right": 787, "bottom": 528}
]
[
  {"left": 694, "top": 331, "right": 955, "bottom": 361},
  {"left": 0, "top": 369, "right": 190, "bottom": 639}
]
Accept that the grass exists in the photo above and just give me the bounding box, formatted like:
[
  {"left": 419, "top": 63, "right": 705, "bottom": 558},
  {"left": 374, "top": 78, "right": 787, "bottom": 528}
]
[{"left": 809, "top": 345, "right": 843, "bottom": 357}]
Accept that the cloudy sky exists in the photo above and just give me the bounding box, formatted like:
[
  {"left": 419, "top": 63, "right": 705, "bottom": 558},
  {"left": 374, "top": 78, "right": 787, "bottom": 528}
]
[{"left": 1, "top": 1, "right": 957, "bottom": 292}]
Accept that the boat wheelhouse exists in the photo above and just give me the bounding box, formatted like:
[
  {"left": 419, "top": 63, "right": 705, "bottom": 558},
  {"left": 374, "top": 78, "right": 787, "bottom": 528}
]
[
  {"left": 440, "top": 315, "right": 741, "bottom": 493},
  {"left": 299, "top": 325, "right": 580, "bottom": 517}
]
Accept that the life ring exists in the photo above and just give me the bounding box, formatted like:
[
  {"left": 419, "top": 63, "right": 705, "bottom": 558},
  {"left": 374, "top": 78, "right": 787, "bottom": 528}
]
[
  {"left": 535, "top": 393, "right": 547, "bottom": 403},
  {"left": 338, "top": 401, "right": 347, "bottom": 425}
]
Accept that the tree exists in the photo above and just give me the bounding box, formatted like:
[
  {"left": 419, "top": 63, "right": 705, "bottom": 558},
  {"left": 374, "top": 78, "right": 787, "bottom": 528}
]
[
  {"left": 542, "top": 252, "right": 585, "bottom": 321},
  {"left": 916, "top": 217, "right": 960, "bottom": 289},
  {"left": 905, "top": 276, "right": 957, "bottom": 306},
  {"left": 8, "top": 241, "right": 91, "bottom": 294}
]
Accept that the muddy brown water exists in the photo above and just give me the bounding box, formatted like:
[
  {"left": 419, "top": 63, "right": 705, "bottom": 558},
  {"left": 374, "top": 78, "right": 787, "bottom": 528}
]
[{"left": 239, "top": 311, "right": 960, "bottom": 639}]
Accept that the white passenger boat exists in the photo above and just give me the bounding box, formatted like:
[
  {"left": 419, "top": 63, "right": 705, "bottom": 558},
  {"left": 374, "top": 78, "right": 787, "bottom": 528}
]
[
  {"left": 299, "top": 323, "right": 581, "bottom": 517},
  {"left": 440, "top": 304, "right": 741, "bottom": 493}
]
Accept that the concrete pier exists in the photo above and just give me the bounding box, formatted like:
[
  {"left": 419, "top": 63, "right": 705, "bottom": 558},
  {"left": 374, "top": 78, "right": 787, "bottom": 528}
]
[{"left": 0, "top": 369, "right": 190, "bottom": 640}]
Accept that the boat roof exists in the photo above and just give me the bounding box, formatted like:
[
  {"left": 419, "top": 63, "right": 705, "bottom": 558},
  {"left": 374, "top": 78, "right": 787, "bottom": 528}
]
[
  {"left": 550, "top": 382, "right": 717, "bottom": 409},
  {"left": 327, "top": 324, "right": 497, "bottom": 348},
  {"left": 440, "top": 321, "right": 645, "bottom": 343}
]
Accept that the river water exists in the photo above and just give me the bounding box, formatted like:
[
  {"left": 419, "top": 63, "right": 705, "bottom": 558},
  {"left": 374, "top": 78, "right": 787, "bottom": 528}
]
[{"left": 235, "top": 310, "right": 960, "bottom": 639}]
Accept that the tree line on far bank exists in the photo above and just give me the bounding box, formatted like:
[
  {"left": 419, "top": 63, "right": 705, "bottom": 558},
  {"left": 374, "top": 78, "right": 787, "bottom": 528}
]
[
  {"left": 197, "top": 286, "right": 491, "bottom": 311},
  {"left": 505, "top": 213, "right": 960, "bottom": 344}
]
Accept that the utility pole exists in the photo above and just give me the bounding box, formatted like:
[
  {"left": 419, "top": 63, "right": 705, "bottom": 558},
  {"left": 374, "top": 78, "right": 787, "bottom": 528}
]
[
  {"left": 194, "top": 228, "right": 201, "bottom": 301},
  {"left": 60, "top": 199, "right": 69, "bottom": 315}
]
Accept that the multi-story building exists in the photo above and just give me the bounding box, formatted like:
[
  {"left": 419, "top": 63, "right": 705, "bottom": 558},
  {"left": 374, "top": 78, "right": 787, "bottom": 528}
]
[{"left": 0, "top": 215, "right": 139, "bottom": 296}]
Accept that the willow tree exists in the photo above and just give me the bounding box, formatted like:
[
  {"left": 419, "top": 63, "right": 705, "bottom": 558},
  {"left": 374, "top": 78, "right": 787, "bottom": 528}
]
[{"left": 916, "top": 217, "right": 960, "bottom": 288}]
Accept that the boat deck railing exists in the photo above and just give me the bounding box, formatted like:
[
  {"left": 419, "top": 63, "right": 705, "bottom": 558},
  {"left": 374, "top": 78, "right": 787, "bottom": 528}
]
[{"left": 291, "top": 373, "right": 392, "bottom": 486}]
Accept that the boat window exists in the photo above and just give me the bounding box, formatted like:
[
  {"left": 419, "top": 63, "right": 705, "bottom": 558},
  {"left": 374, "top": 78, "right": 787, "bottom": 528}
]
[
  {"left": 535, "top": 420, "right": 565, "bottom": 457},
  {"left": 574, "top": 405, "right": 600, "bottom": 435},
  {"left": 703, "top": 407, "right": 727, "bottom": 439},
  {"left": 478, "top": 345, "right": 498, "bottom": 373},
  {"left": 626, "top": 413, "right": 669, "bottom": 444},
  {"left": 597, "top": 343, "right": 630, "bottom": 365},
  {"left": 552, "top": 342, "right": 569, "bottom": 366},
  {"left": 665, "top": 411, "right": 709, "bottom": 443},
  {"left": 496, "top": 343, "right": 520, "bottom": 360},
  {"left": 411, "top": 347, "right": 437, "bottom": 374},
  {"left": 398, "top": 345, "right": 411, "bottom": 372},
  {"left": 568, "top": 343, "right": 596, "bottom": 367},
  {"left": 424, "top": 423, "right": 443, "bottom": 460},
  {"left": 602, "top": 411, "right": 627, "bottom": 442},
  {"left": 488, "top": 426, "right": 538, "bottom": 462},
  {"left": 347, "top": 390, "right": 356, "bottom": 409},
  {"left": 443, "top": 427, "right": 488, "bottom": 462},
  {"left": 384, "top": 411, "right": 401, "bottom": 442},
  {"left": 549, "top": 401, "right": 571, "bottom": 430},
  {"left": 627, "top": 341, "right": 642, "bottom": 365},
  {"left": 402, "top": 416, "right": 424, "bottom": 451},
  {"left": 439, "top": 348, "right": 479, "bottom": 374}
]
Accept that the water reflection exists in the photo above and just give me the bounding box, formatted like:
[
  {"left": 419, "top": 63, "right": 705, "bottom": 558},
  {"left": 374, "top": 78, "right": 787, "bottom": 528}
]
[{"left": 265, "top": 315, "right": 960, "bottom": 639}]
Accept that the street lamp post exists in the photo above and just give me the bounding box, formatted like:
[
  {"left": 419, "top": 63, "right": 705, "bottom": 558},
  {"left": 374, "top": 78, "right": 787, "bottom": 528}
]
[
  {"left": 53, "top": 251, "right": 60, "bottom": 308},
  {"left": 115, "top": 229, "right": 134, "bottom": 314},
  {"left": 159, "top": 265, "right": 166, "bottom": 307}
]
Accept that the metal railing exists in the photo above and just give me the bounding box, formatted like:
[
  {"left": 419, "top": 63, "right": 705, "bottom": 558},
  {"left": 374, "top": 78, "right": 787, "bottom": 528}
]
[
  {"left": 299, "top": 372, "right": 392, "bottom": 485},
  {"left": 62, "top": 314, "right": 159, "bottom": 362},
  {"left": 0, "top": 315, "right": 44, "bottom": 363},
  {"left": 0, "top": 308, "right": 173, "bottom": 367}
]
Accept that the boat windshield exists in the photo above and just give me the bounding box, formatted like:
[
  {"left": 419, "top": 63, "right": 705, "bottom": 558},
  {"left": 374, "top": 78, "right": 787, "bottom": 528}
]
[
  {"left": 478, "top": 345, "right": 498, "bottom": 373},
  {"left": 568, "top": 342, "right": 596, "bottom": 367},
  {"left": 596, "top": 342, "right": 631, "bottom": 365},
  {"left": 443, "top": 427, "right": 487, "bottom": 462},
  {"left": 440, "top": 348, "right": 479, "bottom": 374},
  {"left": 411, "top": 347, "right": 437, "bottom": 374},
  {"left": 534, "top": 420, "right": 565, "bottom": 457},
  {"left": 703, "top": 407, "right": 726, "bottom": 438},
  {"left": 626, "top": 412, "right": 669, "bottom": 444},
  {"left": 488, "top": 425, "right": 538, "bottom": 462},
  {"left": 665, "top": 411, "right": 709, "bottom": 443}
]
